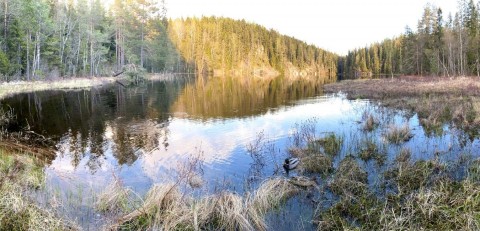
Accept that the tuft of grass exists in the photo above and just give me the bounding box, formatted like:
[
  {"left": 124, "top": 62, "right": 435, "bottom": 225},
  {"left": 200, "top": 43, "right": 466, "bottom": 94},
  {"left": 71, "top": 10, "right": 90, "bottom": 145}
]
[
  {"left": 0, "top": 182, "right": 69, "bottom": 231},
  {"left": 302, "top": 154, "right": 333, "bottom": 174},
  {"left": 363, "top": 114, "right": 378, "bottom": 132},
  {"left": 395, "top": 147, "right": 411, "bottom": 163},
  {"left": 288, "top": 147, "right": 307, "bottom": 158},
  {"left": 384, "top": 158, "right": 445, "bottom": 195},
  {"left": 385, "top": 124, "right": 413, "bottom": 144},
  {"left": 379, "top": 179, "right": 480, "bottom": 230},
  {"left": 358, "top": 140, "right": 378, "bottom": 161},
  {"left": 188, "top": 173, "right": 204, "bottom": 188},
  {"left": 312, "top": 133, "right": 343, "bottom": 157},
  {"left": 95, "top": 178, "right": 132, "bottom": 214},
  {"left": 328, "top": 156, "right": 368, "bottom": 198},
  {"left": 113, "top": 177, "right": 299, "bottom": 231},
  {"left": 250, "top": 177, "right": 299, "bottom": 215}
]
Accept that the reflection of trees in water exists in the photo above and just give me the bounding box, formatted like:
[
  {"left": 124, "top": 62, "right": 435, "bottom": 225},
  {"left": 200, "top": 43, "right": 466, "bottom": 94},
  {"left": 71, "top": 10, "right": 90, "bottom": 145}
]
[
  {"left": 2, "top": 80, "right": 186, "bottom": 172},
  {"left": 110, "top": 119, "right": 170, "bottom": 166},
  {"left": 172, "top": 76, "right": 327, "bottom": 119}
]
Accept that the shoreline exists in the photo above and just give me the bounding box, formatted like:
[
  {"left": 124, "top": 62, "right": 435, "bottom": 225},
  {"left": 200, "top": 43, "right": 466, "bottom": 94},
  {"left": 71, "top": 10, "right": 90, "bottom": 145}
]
[
  {"left": 0, "top": 73, "right": 184, "bottom": 100},
  {"left": 324, "top": 76, "right": 480, "bottom": 99},
  {"left": 324, "top": 75, "right": 480, "bottom": 135},
  {"left": 0, "top": 77, "right": 116, "bottom": 100}
]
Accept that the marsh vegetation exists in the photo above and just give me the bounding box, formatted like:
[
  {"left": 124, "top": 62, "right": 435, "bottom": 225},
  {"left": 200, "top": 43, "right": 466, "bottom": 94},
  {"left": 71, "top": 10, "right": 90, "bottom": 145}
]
[{"left": 1, "top": 76, "right": 480, "bottom": 230}]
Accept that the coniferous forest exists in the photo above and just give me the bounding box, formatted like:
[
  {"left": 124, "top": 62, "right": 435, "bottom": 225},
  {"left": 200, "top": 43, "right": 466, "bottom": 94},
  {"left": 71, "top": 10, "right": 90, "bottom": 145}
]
[
  {"left": 0, "top": 0, "right": 338, "bottom": 82},
  {"left": 341, "top": 1, "right": 480, "bottom": 79},
  {"left": 2, "top": 0, "right": 480, "bottom": 81},
  {"left": 167, "top": 17, "right": 338, "bottom": 79}
]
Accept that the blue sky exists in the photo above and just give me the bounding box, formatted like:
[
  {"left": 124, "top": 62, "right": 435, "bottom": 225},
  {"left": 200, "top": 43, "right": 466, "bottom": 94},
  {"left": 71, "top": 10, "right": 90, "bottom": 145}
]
[{"left": 166, "top": 0, "right": 458, "bottom": 55}]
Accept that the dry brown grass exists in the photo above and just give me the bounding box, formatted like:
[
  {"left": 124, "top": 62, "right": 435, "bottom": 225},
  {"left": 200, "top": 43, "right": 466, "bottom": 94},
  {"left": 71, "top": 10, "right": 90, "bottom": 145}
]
[
  {"left": 0, "top": 74, "right": 173, "bottom": 100},
  {"left": 250, "top": 177, "right": 299, "bottom": 215},
  {"left": 325, "top": 76, "right": 480, "bottom": 136},
  {"left": 385, "top": 124, "right": 413, "bottom": 144},
  {"left": 325, "top": 76, "right": 480, "bottom": 99},
  {"left": 111, "top": 177, "right": 299, "bottom": 230},
  {"left": 95, "top": 178, "right": 131, "bottom": 214},
  {"left": 0, "top": 77, "right": 117, "bottom": 100},
  {"left": 0, "top": 149, "right": 77, "bottom": 230},
  {"left": 363, "top": 113, "right": 378, "bottom": 131},
  {"left": 328, "top": 156, "right": 368, "bottom": 198}
]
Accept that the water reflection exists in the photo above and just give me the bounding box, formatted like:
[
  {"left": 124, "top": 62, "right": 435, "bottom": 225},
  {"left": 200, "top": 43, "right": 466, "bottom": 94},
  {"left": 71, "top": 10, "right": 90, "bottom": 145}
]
[
  {"left": 2, "top": 76, "right": 329, "bottom": 174},
  {"left": 172, "top": 76, "right": 326, "bottom": 119},
  {"left": 3, "top": 76, "right": 480, "bottom": 230}
]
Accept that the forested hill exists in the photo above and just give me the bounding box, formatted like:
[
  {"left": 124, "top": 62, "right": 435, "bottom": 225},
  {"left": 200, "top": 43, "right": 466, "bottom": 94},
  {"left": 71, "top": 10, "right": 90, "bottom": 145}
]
[
  {"left": 0, "top": 0, "right": 337, "bottom": 82},
  {"left": 167, "top": 17, "right": 338, "bottom": 81},
  {"left": 341, "top": 1, "right": 480, "bottom": 79}
]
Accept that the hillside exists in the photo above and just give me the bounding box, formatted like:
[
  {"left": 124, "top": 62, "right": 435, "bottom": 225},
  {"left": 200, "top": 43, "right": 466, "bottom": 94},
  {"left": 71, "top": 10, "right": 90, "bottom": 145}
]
[
  {"left": 0, "top": 0, "right": 338, "bottom": 82},
  {"left": 167, "top": 17, "right": 338, "bottom": 81}
]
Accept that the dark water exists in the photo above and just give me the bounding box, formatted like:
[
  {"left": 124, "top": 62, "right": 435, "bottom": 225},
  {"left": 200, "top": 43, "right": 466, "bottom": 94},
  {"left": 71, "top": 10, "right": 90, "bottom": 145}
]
[{"left": 2, "top": 75, "right": 480, "bottom": 230}]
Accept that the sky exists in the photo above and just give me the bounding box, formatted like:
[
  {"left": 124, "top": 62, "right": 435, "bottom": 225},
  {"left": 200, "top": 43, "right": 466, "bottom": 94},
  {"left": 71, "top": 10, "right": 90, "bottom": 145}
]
[{"left": 166, "top": 0, "right": 458, "bottom": 55}]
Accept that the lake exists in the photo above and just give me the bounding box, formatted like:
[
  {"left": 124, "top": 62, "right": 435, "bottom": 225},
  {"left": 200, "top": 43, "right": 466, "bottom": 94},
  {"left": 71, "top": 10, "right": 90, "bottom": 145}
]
[{"left": 2, "top": 75, "right": 479, "bottom": 230}]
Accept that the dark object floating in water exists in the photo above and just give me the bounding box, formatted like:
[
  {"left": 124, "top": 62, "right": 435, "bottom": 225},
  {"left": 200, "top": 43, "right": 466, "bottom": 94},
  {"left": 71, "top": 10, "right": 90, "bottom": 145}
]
[{"left": 283, "top": 158, "right": 299, "bottom": 171}]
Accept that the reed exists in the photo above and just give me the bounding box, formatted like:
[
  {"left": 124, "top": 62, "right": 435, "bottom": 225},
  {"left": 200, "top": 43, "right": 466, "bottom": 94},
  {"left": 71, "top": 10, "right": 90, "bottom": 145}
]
[{"left": 385, "top": 124, "right": 412, "bottom": 144}]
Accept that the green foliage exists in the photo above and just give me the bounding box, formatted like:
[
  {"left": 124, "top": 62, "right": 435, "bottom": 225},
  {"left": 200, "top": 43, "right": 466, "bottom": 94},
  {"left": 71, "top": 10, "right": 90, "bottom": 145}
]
[{"left": 342, "top": 3, "right": 480, "bottom": 78}]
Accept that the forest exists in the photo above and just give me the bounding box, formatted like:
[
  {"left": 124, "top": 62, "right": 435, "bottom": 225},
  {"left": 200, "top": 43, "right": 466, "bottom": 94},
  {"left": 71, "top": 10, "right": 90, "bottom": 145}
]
[
  {"left": 0, "top": 0, "right": 188, "bottom": 81},
  {"left": 167, "top": 17, "right": 338, "bottom": 79},
  {"left": 0, "top": 0, "right": 338, "bottom": 82},
  {"left": 340, "top": 0, "right": 480, "bottom": 78},
  {"left": 2, "top": 0, "right": 479, "bottom": 82}
]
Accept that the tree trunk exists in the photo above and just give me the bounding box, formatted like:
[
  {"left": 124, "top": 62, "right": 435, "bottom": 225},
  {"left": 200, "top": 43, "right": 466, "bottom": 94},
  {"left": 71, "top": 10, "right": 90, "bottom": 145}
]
[
  {"left": 3, "top": 0, "right": 7, "bottom": 52},
  {"left": 140, "top": 22, "right": 144, "bottom": 68},
  {"left": 26, "top": 32, "right": 30, "bottom": 80},
  {"left": 90, "top": 23, "right": 94, "bottom": 77},
  {"left": 460, "top": 28, "right": 464, "bottom": 76},
  {"left": 36, "top": 31, "right": 41, "bottom": 77}
]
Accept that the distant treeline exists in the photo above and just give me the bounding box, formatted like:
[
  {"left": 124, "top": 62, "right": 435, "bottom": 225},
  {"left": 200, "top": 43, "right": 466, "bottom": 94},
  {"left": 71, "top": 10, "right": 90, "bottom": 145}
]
[
  {"left": 167, "top": 17, "right": 338, "bottom": 79},
  {"left": 340, "top": 0, "right": 480, "bottom": 78}
]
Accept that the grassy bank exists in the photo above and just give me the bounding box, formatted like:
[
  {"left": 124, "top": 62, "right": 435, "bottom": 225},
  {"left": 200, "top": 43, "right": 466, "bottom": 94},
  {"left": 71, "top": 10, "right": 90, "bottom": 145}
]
[
  {"left": 0, "top": 73, "right": 180, "bottom": 100},
  {"left": 0, "top": 77, "right": 116, "bottom": 100},
  {"left": 325, "top": 76, "right": 480, "bottom": 136},
  {"left": 0, "top": 148, "right": 73, "bottom": 230}
]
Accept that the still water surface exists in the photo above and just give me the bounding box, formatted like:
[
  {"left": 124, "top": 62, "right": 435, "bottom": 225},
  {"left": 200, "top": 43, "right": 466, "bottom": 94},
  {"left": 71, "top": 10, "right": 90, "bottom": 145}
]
[{"left": 3, "top": 76, "right": 480, "bottom": 230}]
